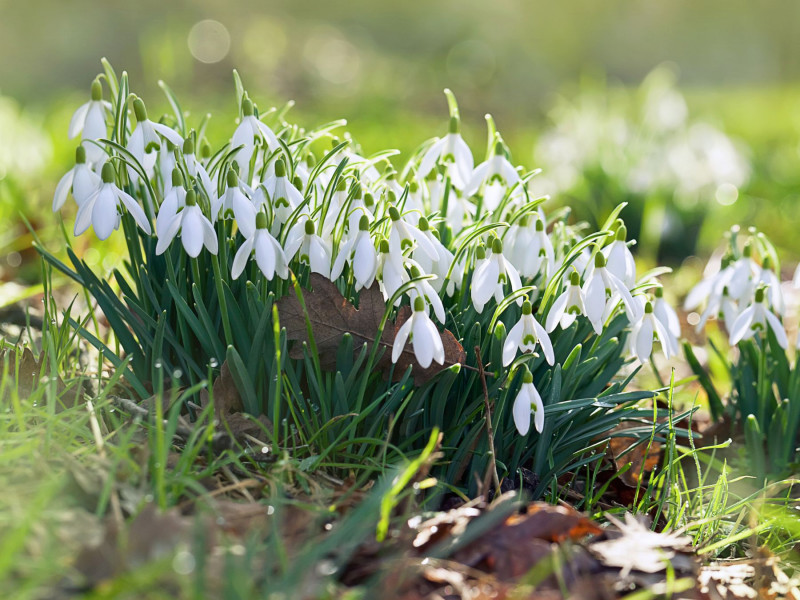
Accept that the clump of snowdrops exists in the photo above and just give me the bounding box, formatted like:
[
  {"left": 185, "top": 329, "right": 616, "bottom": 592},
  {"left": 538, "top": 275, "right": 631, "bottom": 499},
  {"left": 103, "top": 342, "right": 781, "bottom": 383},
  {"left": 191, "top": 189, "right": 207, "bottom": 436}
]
[
  {"left": 43, "top": 61, "right": 688, "bottom": 496},
  {"left": 685, "top": 226, "right": 800, "bottom": 480}
]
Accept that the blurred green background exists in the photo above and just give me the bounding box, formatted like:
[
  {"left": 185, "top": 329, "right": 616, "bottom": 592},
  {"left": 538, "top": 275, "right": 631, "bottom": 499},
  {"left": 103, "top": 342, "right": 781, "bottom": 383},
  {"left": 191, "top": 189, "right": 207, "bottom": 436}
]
[{"left": 2, "top": 0, "right": 800, "bottom": 284}]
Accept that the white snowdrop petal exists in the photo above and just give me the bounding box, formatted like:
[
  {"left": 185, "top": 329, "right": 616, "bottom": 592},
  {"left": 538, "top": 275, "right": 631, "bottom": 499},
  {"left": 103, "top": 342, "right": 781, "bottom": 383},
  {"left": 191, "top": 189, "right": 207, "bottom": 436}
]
[
  {"left": 68, "top": 102, "right": 91, "bottom": 139},
  {"left": 53, "top": 169, "right": 75, "bottom": 211},
  {"left": 513, "top": 387, "right": 531, "bottom": 436}
]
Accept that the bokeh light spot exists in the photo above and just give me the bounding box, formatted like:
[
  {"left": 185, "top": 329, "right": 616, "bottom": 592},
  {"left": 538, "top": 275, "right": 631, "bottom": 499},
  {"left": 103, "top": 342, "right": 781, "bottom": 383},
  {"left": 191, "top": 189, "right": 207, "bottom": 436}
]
[{"left": 188, "top": 20, "right": 231, "bottom": 64}]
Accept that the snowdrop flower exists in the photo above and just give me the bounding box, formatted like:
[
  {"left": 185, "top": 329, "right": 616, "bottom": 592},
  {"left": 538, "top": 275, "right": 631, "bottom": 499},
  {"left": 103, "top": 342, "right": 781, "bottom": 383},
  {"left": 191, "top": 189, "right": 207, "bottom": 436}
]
[
  {"left": 408, "top": 265, "right": 446, "bottom": 323},
  {"left": 156, "top": 169, "right": 187, "bottom": 238},
  {"left": 512, "top": 366, "right": 544, "bottom": 436},
  {"left": 411, "top": 217, "right": 453, "bottom": 293},
  {"left": 127, "top": 98, "right": 183, "bottom": 174},
  {"left": 583, "top": 253, "right": 640, "bottom": 334},
  {"left": 331, "top": 215, "right": 378, "bottom": 290},
  {"left": 215, "top": 169, "right": 257, "bottom": 238},
  {"left": 695, "top": 285, "right": 738, "bottom": 332},
  {"left": 232, "top": 212, "right": 288, "bottom": 281},
  {"left": 74, "top": 162, "right": 151, "bottom": 240},
  {"left": 179, "top": 137, "right": 215, "bottom": 202},
  {"left": 545, "top": 271, "right": 586, "bottom": 332},
  {"left": 377, "top": 239, "right": 409, "bottom": 304},
  {"left": 652, "top": 287, "right": 681, "bottom": 339},
  {"left": 684, "top": 254, "right": 733, "bottom": 312},
  {"left": 630, "top": 301, "right": 677, "bottom": 363},
  {"left": 603, "top": 225, "right": 636, "bottom": 288},
  {"left": 466, "top": 141, "right": 522, "bottom": 211},
  {"left": 793, "top": 262, "right": 800, "bottom": 289},
  {"left": 418, "top": 116, "right": 474, "bottom": 190},
  {"left": 68, "top": 80, "right": 111, "bottom": 164},
  {"left": 471, "top": 237, "right": 523, "bottom": 314},
  {"left": 729, "top": 286, "right": 787, "bottom": 349},
  {"left": 391, "top": 296, "right": 445, "bottom": 369},
  {"left": 344, "top": 182, "right": 374, "bottom": 234},
  {"left": 231, "top": 96, "right": 279, "bottom": 181},
  {"left": 156, "top": 189, "right": 217, "bottom": 257},
  {"left": 726, "top": 243, "right": 759, "bottom": 302},
  {"left": 518, "top": 218, "right": 555, "bottom": 279},
  {"left": 503, "top": 300, "right": 554, "bottom": 367},
  {"left": 388, "top": 206, "right": 438, "bottom": 262},
  {"left": 284, "top": 218, "right": 332, "bottom": 278},
  {"left": 53, "top": 146, "right": 101, "bottom": 211},
  {"left": 756, "top": 257, "right": 784, "bottom": 315},
  {"left": 264, "top": 159, "right": 305, "bottom": 234},
  {"left": 424, "top": 169, "right": 444, "bottom": 213}
]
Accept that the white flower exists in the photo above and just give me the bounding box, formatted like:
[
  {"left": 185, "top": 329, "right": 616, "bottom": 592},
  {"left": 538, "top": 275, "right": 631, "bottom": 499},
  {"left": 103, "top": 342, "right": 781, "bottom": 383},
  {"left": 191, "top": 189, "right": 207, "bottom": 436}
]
[
  {"left": 695, "top": 285, "right": 738, "bottom": 332},
  {"left": 411, "top": 217, "right": 453, "bottom": 293},
  {"left": 377, "top": 238, "right": 409, "bottom": 304},
  {"left": 52, "top": 145, "right": 101, "bottom": 211},
  {"left": 465, "top": 141, "right": 522, "bottom": 211},
  {"left": 684, "top": 258, "right": 733, "bottom": 312},
  {"left": 512, "top": 367, "right": 544, "bottom": 435},
  {"left": 231, "top": 212, "right": 288, "bottom": 281},
  {"left": 417, "top": 116, "right": 474, "bottom": 190},
  {"left": 546, "top": 270, "right": 586, "bottom": 332},
  {"left": 793, "top": 262, "right": 800, "bottom": 289},
  {"left": 74, "top": 162, "right": 152, "bottom": 240},
  {"left": 652, "top": 287, "right": 681, "bottom": 339},
  {"left": 215, "top": 168, "right": 257, "bottom": 238},
  {"left": 231, "top": 96, "right": 279, "bottom": 181},
  {"left": 156, "top": 189, "right": 218, "bottom": 258},
  {"left": 388, "top": 206, "right": 438, "bottom": 262},
  {"left": 603, "top": 226, "right": 636, "bottom": 288},
  {"left": 68, "top": 80, "right": 111, "bottom": 164},
  {"left": 346, "top": 184, "right": 374, "bottom": 234},
  {"left": 471, "top": 238, "right": 523, "bottom": 314},
  {"left": 583, "top": 253, "right": 640, "bottom": 334},
  {"left": 503, "top": 300, "right": 554, "bottom": 367},
  {"left": 517, "top": 217, "right": 555, "bottom": 279},
  {"left": 391, "top": 296, "right": 445, "bottom": 369},
  {"left": 756, "top": 257, "right": 784, "bottom": 315},
  {"left": 729, "top": 286, "right": 787, "bottom": 349},
  {"left": 630, "top": 301, "right": 677, "bottom": 363},
  {"left": 330, "top": 215, "right": 378, "bottom": 290},
  {"left": 263, "top": 159, "right": 305, "bottom": 234},
  {"left": 127, "top": 98, "right": 183, "bottom": 174},
  {"left": 726, "top": 244, "right": 759, "bottom": 302},
  {"left": 155, "top": 169, "right": 187, "bottom": 238},
  {"left": 284, "top": 218, "right": 332, "bottom": 278},
  {"left": 408, "top": 265, "right": 446, "bottom": 323}
]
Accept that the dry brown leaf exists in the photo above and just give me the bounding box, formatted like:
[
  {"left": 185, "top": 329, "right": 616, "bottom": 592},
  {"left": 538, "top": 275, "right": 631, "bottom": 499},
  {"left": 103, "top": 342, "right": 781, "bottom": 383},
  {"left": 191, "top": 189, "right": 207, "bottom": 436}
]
[
  {"left": 608, "top": 421, "right": 662, "bottom": 487},
  {"left": 276, "top": 273, "right": 465, "bottom": 383},
  {"left": 0, "top": 347, "right": 83, "bottom": 408}
]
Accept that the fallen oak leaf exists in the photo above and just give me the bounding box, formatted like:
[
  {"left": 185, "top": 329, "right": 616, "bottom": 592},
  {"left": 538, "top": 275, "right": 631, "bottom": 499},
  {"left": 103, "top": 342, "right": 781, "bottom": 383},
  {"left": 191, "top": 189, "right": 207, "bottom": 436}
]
[{"left": 276, "top": 273, "right": 465, "bottom": 384}]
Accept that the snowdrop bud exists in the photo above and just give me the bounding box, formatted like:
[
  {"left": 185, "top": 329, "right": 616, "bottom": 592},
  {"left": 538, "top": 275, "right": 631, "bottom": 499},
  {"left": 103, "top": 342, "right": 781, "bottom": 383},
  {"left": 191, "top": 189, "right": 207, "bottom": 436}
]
[
  {"left": 75, "top": 146, "right": 86, "bottom": 164},
  {"left": 645, "top": 301, "right": 653, "bottom": 314},
  {"left": 101, "top": 162, "right": 116, "bottom": 184},
  {"left": 410, "top": 265, "right": 421, "bottom": 278},
  {"left": 409, "top": 180, "right": 419, "bottom": 193},
  {"left": 336, "top": 177, "right": 347, "bottom": 192},
  {"left": 492, "top": 237, "right": 503, "bottom": 254},
  {"left": 226, "top": 169, "right": 238, "bottom": 188},
  {"left": 183, "top": 138, "right": 194, "bottom": 155},
  {"left": 91, "top": 79, "right": 103, "bottom": 102},
  {"left": 358, "top": 215, "right": 370, "bottom": 232},
  {"left": 762, "top": 256, "right": 772, "bottom": 270},
  {"left": 742, "top": 242, "right": 752, "bottom": 258},
  {"left": 185, "top": 189, "right": 197, "bottom": 206},
  {"left": 200, "top": 140, "right": 211, "bottom": 159},
  {"left": 256, "top": 211, "right": 269, "bottom": 230},
  {"left": 615, "top": 225, "right": 627, "bottom": 241},
  {"left": 388, "top": 206, "right": 401, "bottom": 221},
  {"left": 755, "top": 287, "right": 765, "bottom": 303},
  {"left": 379, "top": 238, "right": 390, "bottom": 253},
  {"left": 387, "top": 190, "right": 397, "bottom": 204},
  {"left": 385, "top": 169, "right": 397, "bottom": 182},
  {"left": 413, "top": 296, "right": 425, "bottom": 312},
  {"left": 494, "top": 321, "right": 506, "bottom": 340},
  {"left": 594, "top": 252, "right": 606, "bottom": 268},
  {"left": 306, "top": 153, "right": 316, "bottom": 168},
  {"left": 133, "top": 98, "right": 148, "bottom": 122},
  {"left": 425, "top": 169, "right": 438, "bottom": 182},
  {"left": 535, "top": 219, "right": 545, "bottom": 233},
  {"left": 293, "top": 175, "right": 303, "bottom": 191},
  {"left": 275, "top": 159, "right": 286, "bottom": 178},
  {"left": 449, "top": 116, "right": 460, "bottom": 134},
  {"left": 364, "top": 192, "right": 375, "bottom": 208},
  {"left": 418, "top": 217, "right": 430, "bottom": 232},
  {"left": 476, "top": 246, "right": 486, "bottom": 260},
  {"left": 569, "top": 270, "right": 580, "bottom": 286},
  {"left": 522, "top": 300, "right": 532, "bottom": 315},
  {"left": 352, "top": 182, "right": 362, "bottom": 198},
  {"left": 494, "top": 140, "right": 504, "bottom": 155},
  {"left": 654, "top": 286, "right": 664, "bottom": 299},
  {"left": 171, "top": 168, "right": 183, "bottom": 188},
  {"left": 522, "top": 366, "right": 533, "bottom": 385},
  {"left": 242, "top": 97, "right": 254, "bottom": 117},
  {"left": 304, "top": 219, "right": 315, "bottom": 235}
]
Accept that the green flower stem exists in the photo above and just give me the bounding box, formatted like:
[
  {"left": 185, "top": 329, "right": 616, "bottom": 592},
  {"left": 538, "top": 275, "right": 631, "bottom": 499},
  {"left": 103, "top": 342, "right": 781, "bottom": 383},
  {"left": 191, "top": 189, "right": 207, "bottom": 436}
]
[{"left": 211, "top": 252, "right": 234, "bottom": 348}]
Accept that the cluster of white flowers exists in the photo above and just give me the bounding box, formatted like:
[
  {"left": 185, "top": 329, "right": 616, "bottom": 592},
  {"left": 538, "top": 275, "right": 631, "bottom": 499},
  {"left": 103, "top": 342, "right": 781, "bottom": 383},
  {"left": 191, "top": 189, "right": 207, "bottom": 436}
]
[
  {"left": 54, "top": 77, "right": 682, "bottom": 437},
  {"left": 686, "top": 231, "right": 795, "bottom": 349}
]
